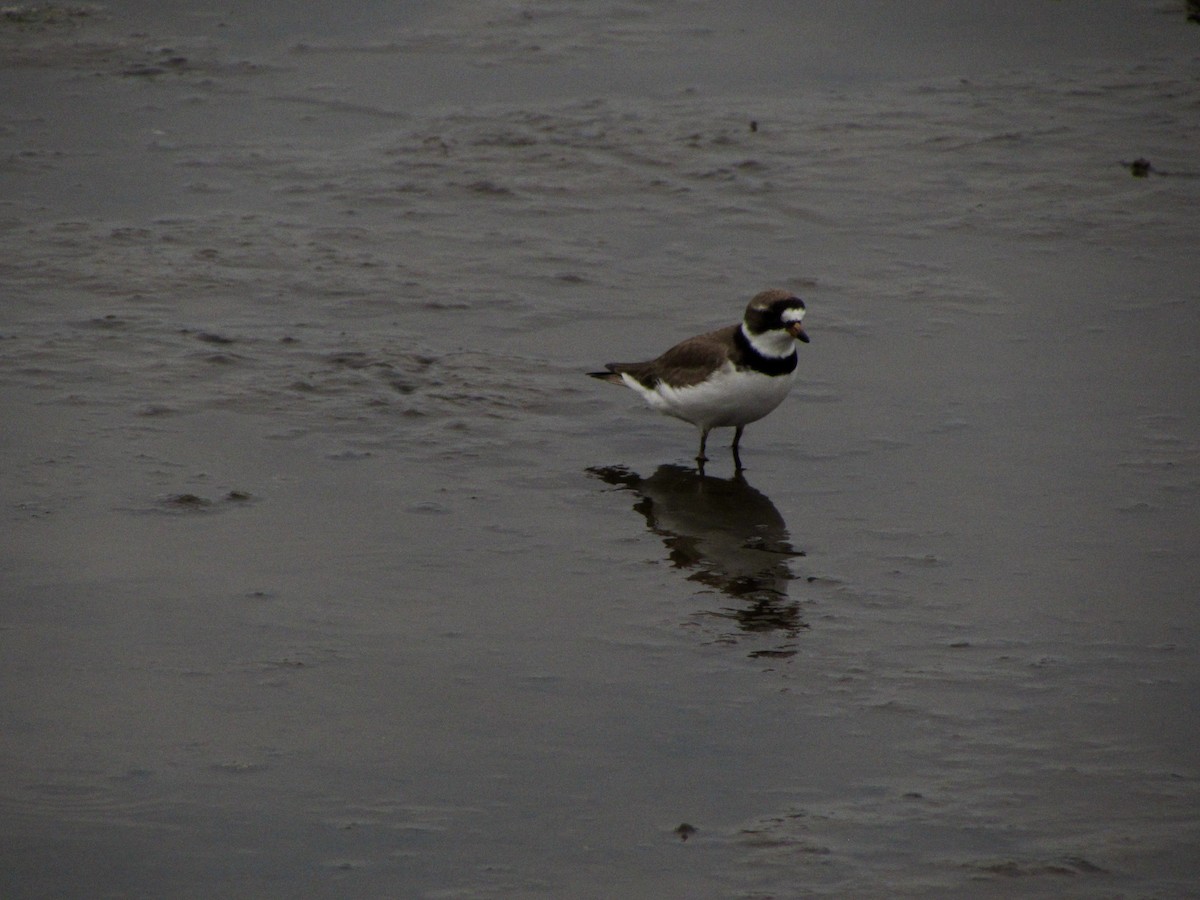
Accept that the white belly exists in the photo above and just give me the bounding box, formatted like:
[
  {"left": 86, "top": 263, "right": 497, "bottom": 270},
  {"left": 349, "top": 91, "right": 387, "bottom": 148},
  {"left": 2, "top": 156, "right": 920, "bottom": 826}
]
[{"left": 623, "top": 364, "right": 796, "bottom": 431}]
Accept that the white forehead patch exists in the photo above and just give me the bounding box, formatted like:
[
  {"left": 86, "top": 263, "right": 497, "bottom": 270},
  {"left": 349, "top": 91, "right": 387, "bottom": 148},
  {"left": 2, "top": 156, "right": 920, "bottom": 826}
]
[{"left": 782, "top": 306, "right": 806, "bottom": 323}]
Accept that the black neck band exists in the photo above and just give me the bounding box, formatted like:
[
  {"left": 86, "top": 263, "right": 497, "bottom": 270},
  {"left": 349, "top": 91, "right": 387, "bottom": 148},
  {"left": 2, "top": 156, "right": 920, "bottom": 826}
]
[{"left": 736, "top": 327, "right": 798, "bottom": 376}]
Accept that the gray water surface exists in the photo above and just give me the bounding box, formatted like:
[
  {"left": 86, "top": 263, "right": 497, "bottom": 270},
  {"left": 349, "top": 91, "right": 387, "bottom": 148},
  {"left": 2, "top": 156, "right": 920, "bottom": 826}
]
[{"left": 2, "top": 2, "right": 1198, "bottom": 897}]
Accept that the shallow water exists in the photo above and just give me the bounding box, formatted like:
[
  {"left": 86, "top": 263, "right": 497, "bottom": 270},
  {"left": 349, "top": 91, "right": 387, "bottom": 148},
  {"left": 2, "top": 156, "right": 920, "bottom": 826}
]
[{"left": 2, "top": 2, "right": 1199, "bottom": 897}]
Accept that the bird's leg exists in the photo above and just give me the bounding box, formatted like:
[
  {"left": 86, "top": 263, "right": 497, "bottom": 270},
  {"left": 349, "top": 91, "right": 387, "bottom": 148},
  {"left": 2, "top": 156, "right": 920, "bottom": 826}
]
[
  {"left": 731, "top": 425, "right": 745, "bottom": 471},
  {"left": 696, "top": 428, "right": 710, "bottom": 471}
]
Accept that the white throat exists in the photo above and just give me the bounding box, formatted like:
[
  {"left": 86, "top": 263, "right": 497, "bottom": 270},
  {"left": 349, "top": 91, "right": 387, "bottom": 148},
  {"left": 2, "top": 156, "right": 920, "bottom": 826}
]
[{"left": 741, "top": 323, "right": 795, "bottom": 358}]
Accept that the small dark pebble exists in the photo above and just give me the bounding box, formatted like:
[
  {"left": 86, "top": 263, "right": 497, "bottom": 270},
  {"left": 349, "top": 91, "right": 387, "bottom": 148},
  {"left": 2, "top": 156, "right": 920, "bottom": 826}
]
[
  {"left": 89, "top": 314, "right": 126, "bottom": 328},
  {"left": 466, "top": 179, "right": 512, "bottom": 196},
  {"left": 122, "top": 64, "right": 167, "bottom": 77},
  {"left": 749, "top": 120, "right": 758, "bottom": 132},
  {"left": 674, "top": 823, "right": 697, "bottom": 841},
  {"left": 328, "top": 351, "right": 373, "bottom": 369},
  {"left": 165, "top": 493, "right": 209, "bottom": 508},
  {"left": 749, "top": 649, "right": 797, "bottom": 659},
  {"left": 196, "top": 332, "right": 235, "bottom": 345},
  {"left": 1129, "top": 157, "right": 1152, "bottom": 177},
  {"left": 163, "top": 491, "right": 252, "bottom": 509}
]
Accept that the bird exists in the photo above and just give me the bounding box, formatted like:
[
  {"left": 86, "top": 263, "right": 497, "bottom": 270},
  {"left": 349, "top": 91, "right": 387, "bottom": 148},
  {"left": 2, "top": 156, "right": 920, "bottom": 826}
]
[{"left": 589, "top": 289, "right": 809, "bottom": 470}]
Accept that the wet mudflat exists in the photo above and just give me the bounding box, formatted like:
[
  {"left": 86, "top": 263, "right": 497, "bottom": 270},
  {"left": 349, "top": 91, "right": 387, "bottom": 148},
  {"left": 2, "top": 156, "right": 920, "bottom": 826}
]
[{"left": 2, "top": 2, "right": 1198, "bottom": 897}]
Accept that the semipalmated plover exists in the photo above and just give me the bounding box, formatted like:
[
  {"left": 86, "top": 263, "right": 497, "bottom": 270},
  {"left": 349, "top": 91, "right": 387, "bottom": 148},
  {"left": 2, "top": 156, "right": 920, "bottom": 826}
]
[{"left": 590, "top": 289, "right": 809, "bottom": 470}]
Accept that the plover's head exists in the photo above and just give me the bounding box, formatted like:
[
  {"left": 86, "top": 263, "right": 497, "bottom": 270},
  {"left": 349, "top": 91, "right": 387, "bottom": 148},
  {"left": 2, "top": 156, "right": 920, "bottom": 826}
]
[{"left": 744, "top": 289, "right": 809, "bottom": 344}]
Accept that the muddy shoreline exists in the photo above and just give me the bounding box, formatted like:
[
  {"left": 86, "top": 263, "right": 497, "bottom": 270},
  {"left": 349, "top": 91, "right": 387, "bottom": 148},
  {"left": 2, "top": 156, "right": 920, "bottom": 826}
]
[{"left": 3, "top": 2, "right": 1198, "bottom": 896}]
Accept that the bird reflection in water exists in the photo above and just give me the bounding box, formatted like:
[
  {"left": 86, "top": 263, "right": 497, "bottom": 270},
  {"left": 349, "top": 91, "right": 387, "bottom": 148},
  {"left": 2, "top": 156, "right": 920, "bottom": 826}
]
[{"left": 588, "top": 464, "right": 806, "bottom": 654}]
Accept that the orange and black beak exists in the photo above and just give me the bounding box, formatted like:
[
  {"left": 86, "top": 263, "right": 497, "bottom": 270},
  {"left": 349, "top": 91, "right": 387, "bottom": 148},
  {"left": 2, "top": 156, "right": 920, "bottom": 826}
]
[{"left": 787, "top": 321, "right": 810, "bottom": 343}]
